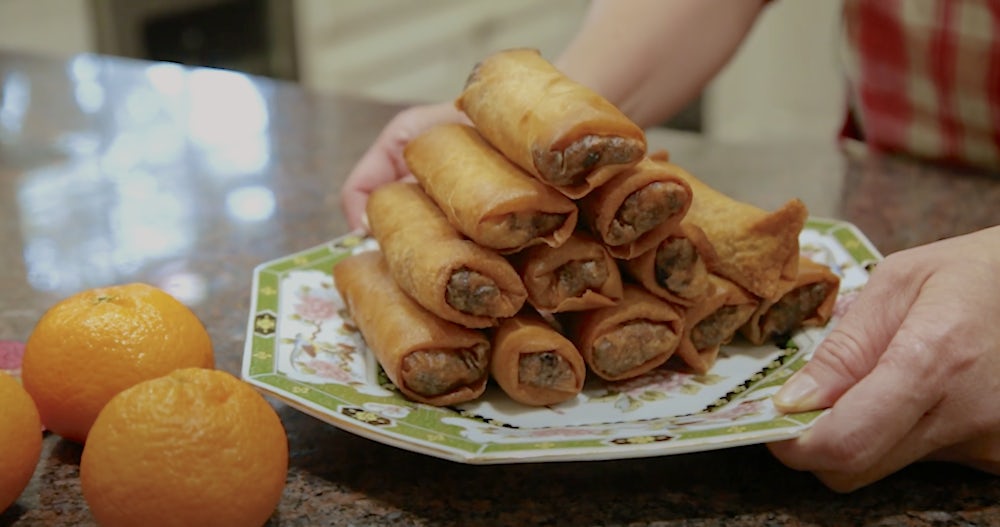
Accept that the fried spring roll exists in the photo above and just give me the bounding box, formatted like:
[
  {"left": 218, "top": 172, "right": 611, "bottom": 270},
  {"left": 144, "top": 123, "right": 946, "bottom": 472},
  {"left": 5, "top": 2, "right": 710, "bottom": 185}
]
[
  {"left": 568, "top": 285, "right": 684, "bottom": 381},
  {"left": 740, "top": 257, "right": 841, "bottom": 345},
  {"left": 404, "top": 123, "right": 578, "bottom": 253},
  {"left": 516, "top": 232, "right": 623, "bottom": 313},
  {"left": 333, "top": 251, "right": 490, "bottom": 406},
  {"left": 490, "top": 313, "right": 586, "bottom": 406},
  {"left": 579, "top": 158, "right": 693, "bottom": 259},
  {"left": 456, "top": 48, "right": 646, "bottom": 198},
  {"left": 654, "top": 159, "right": 808, "bottom": 299},
  {"left": 622, "top": 223, "right": 717, "bottom": 306},
  {"left": 367, "top": 182, "right": 527, "bottom": 328},
  {"left": 674, "top": 275, "right": 760, "bottom": 374}
]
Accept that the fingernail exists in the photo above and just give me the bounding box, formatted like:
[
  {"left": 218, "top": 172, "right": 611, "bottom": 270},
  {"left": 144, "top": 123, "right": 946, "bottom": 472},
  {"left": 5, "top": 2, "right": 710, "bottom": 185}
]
[{"left": 773, "top": 370, "right": 819, "bottom": 412}]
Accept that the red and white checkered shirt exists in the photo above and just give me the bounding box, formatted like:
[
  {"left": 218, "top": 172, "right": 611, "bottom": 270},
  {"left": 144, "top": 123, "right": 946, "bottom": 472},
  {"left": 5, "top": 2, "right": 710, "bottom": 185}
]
[{"left": 840, "top": 0, "right": 1000, "bottom": 170}]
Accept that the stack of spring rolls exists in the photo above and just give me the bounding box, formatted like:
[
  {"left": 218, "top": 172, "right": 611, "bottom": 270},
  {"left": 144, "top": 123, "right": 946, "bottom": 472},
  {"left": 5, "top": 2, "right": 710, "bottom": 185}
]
[{"left": 334, "top": 48, "right": 841, "bottom": 408}]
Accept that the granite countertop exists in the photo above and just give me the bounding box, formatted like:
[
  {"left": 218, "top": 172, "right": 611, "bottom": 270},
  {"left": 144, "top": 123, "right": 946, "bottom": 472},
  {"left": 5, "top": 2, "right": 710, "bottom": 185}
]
[{"left": 1, "top": 51, "right": 998, "bottom": 527}]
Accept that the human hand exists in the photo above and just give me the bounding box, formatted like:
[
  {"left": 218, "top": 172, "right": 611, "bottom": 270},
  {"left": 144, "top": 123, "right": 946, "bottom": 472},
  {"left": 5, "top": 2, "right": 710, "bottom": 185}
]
[
  {"left": 339, "top": 101, "right": 467, "bottom": 230},
  {"left": 767, "top": 225, "right": 1000, "bottom": 491}
]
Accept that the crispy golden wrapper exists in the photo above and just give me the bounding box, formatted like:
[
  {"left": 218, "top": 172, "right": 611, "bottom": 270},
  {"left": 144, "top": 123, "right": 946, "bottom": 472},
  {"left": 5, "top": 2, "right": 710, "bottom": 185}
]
[
  {"left": 674, "top": 275, "right": 759, "bottom": 374},
  {"left": 568, "top": 285, "right": 684, "bottom": 381},
  {"left": 740, "top": 256, "right": 841, "bottom": 345},
  {"left": 367, "top": 182, "right": 527, "bottom": 328},
  {"left": 457, "top": 48, "right": 646, "bottom": 198},
  {"left": 490, "top": 313, "right": 586, "bottom": 406},
  {"left": 333, "top": 251, "right": 490, "bottom": 406},
  {"left": 579, "top": 158, "right": 693, "bottom": 259},
  {"left": 622, "top": 222, "right": 716, "bottom": 306},
  {"left": 515, "top": 231, "right": 623, "bottom": 313},
  {"left": 405, "top": 123, "right": 578, "bottom": 253},
  {"left": 654, "top": 159, "right": 808, "bottom": 299}
]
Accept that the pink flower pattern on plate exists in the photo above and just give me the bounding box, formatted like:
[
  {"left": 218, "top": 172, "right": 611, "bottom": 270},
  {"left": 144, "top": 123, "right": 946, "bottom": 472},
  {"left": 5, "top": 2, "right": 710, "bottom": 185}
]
[
  {"left": 294, "top": 288, "right": 338, "bottom": 323},
  {"left": 606, "top": 368, "right": 692, "bottom": 397},
  {"left": 671, "top": 399, "right": 767, "bottom": 427},
  {"left": 300, "top": 359, "right": 356, "bottom": 384}
]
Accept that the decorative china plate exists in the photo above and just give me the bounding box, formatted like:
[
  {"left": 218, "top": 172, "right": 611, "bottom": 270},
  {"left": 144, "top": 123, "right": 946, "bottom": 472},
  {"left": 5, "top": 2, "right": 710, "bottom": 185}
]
[{"left": 241, "top": 218, "right": 880, "bottom": 464}]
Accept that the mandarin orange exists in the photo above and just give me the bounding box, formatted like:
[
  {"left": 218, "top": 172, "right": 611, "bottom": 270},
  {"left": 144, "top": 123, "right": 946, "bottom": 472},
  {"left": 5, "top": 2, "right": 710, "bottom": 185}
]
[
  {"left": 0, "top": 371, "right": 43, "bottom": 513},
  {"left": 81, "top": 368, "right": 288, "bottom": 527},
  {"left": 22, "top": 283, "right": 214, "bottom": 442}
]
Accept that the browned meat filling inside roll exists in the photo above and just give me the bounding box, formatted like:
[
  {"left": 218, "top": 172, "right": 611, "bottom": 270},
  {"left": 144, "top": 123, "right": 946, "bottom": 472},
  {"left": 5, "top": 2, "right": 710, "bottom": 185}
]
[
  {"left": 534, "top": 135, "right": 645, "bottom": 187},
  {"left": 400, "top": 343, "right": 489, "bottom": 396},
  {"left": 655, "top": 237, "right": 702, "bottom": 297},
  {"left": 447, "top": 268, "right": 502, "bottom": 315},
  {"left": 531, "top": 258, "right": 609, "bottom": 308},
  {"left": 606, "top": 182, "right": 688, "bottom": 246},
  {"left": 761, "top": 282, "right": 832, "bottom": 337},
  {"left": 556, "top": 258, "right": 609, "bottom": 300},
  {"left": 482, "top": 211, "right": 567, "bottom": 249},
  {"left": 592, "top": 321, "right": 678, "bottom": 378},
  {"left": 691, "top": 304, "right": 758, "bottom": 350},
  {"left": 519, "top": 351, "right": 577, "bottom": 391}
]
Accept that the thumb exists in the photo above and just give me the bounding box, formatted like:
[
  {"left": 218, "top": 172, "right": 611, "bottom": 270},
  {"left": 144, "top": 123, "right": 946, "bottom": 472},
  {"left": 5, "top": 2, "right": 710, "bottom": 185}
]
[{"left": 772, "top": 264, "right": 918, "bottom": 413}]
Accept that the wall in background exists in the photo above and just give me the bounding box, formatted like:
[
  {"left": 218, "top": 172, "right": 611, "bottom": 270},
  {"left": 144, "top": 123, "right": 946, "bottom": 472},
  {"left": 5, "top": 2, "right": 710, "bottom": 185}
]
[
  {"left": 292, "top": 0, "right": 589, "bottom": 103},
  {"left": 0, "top": 0, "right": 843, "bottom": 144},
  {"left": 0, "top": 0, "right": 95, "bottom": 56},
  {"left": 706, "top": 0, "right": 845, "bottom": 144}
]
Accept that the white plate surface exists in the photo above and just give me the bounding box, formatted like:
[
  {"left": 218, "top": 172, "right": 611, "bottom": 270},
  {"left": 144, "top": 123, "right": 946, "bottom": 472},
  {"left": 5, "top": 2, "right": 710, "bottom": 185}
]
[{"left": 241, "top": 218, "right": 880, "bottom": 464}]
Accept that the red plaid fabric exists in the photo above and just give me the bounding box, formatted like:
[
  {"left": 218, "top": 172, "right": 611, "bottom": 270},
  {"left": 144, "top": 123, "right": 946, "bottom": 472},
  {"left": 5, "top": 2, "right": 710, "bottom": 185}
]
[{"left": 840, "top": 0, "right": 1000, "bottom": 170}]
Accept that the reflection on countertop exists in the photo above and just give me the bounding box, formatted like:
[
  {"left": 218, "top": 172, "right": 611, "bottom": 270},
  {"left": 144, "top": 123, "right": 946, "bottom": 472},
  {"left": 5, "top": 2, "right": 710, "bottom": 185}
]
[{"left": 6, "top": 57, "right": 273, "bottom": 302}]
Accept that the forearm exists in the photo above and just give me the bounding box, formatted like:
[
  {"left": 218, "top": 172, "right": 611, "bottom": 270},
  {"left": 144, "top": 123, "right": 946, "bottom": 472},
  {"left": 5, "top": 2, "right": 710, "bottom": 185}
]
[{"left": 555, "top": 0, "right": 768, "bottom": 128}]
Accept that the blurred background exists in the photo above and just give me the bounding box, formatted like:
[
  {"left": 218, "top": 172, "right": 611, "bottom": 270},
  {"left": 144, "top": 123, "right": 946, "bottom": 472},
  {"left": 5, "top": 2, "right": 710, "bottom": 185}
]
[{"left": 0, "top": 0, "right": 844, "bottom": 144}]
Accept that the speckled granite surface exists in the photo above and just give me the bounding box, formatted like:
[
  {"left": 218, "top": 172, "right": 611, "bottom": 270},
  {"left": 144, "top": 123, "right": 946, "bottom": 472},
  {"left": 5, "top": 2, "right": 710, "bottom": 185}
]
[{"left": 1, "top": 51, "right": 998, "bottom": 527}]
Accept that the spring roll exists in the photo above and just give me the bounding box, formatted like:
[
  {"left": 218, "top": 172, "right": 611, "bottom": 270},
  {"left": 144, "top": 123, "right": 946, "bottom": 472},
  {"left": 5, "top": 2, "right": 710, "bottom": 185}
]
[
  {"left": 490, "top": 313, "right": 586, "bottom": 406},
  {"left": 405, "top": 123, "right": 578, "bottom": 253},
  {"left": 456, "top": 48, "right": 646, "bottom": 198},
  {"left": 367, "top": 182, "right": 527, "bottom": 328},
  {"left": 579, "top": 158, "right": 693, "bottom": 259},
  {"left": 516, "top": 231, "right": 623, "bottom": 313},
  {"left": 653, "top": 159, "right": 808, "bottom": 299},
  {"left": 333, "top": 251, "right": 490, "bottom": 406},
  {"left": 673, "top": 275, "right": 760, "bottom": 374},
  {"left": 740, "top": 256, "right": 841, "bottom": 345},
  {"left": 622, "top": 222, "right": 717, "bottom": 306},
  {"left": 568, "top": 285, "right": 684, "bottom": 381}
]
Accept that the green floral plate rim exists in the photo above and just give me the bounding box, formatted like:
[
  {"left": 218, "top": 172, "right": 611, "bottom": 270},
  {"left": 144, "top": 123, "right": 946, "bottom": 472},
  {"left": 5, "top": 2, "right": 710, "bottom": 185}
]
[{"left": 240, "top": 217, "right": 880, "bottom": 464}]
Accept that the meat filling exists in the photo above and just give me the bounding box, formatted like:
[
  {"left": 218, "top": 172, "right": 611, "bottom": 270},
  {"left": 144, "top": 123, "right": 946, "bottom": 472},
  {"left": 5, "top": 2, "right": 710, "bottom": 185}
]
[
  {"left": 447, "top": 268, "right": 501, "bottom": 316},
  {"left": 655, "top": 237, "right": 701, "bottom": 297},
  {"left": 497, "top": 211, "right": 567, "bottom": 246},
  {"left": 401, "top": 343, "right": 489, "bottom": 396},
  {"left": 761, "top": 282, "right": 831, "bottom": 338},
  {"left": 518, "top": 351, "right": 577, "bottom": 391},
  {"left": 555, "top": 258, "right": 609, "bottom": 301},
  {"left": 534, "top": 135, "right": 645, "bottom": 187},
  {"left": 691, "top": 304, "right": 758, "bottom": 350},
  {"left": 606, "top": 182, "right": 688, "bottom": 246},
  {"left": 592, "top": 321, "right": 678, "bottom": 377}
]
